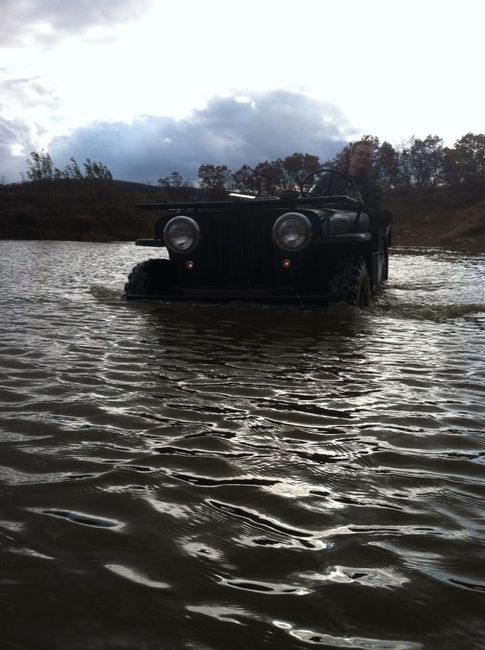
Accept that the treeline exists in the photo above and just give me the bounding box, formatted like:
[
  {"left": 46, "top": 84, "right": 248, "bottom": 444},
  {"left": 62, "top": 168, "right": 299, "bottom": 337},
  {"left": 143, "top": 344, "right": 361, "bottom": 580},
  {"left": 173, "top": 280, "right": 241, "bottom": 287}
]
[
  {"left": 23, "top": 151, "right": 113, "bottom": 182},
  {"left": 1, "top": 133, "right": 484, "bottom": 247},
  {"left": 158, "top": 133, "right": 485, "bottom": 196},
  {"left": 12, "top": 131, "right": 485, "bottom": 195}
]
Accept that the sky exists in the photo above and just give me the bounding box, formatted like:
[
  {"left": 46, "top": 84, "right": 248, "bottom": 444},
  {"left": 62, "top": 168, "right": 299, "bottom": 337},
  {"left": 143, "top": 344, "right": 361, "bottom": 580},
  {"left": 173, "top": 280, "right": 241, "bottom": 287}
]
[{"left": 1, "top": 0, "right": 484, "bottom": 184}]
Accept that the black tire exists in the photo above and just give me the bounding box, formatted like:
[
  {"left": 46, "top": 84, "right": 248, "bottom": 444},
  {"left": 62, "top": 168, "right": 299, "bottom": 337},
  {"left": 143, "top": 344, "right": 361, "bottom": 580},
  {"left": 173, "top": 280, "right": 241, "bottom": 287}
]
[
  {"left": 329, "top": 257, "right": 370, "bottom": 307},
  {"left": 124, "top": 258, "right": 174, "bottom": 299},
  {"left": 382, "top": 248, "right": 389, "bottom": 281}
]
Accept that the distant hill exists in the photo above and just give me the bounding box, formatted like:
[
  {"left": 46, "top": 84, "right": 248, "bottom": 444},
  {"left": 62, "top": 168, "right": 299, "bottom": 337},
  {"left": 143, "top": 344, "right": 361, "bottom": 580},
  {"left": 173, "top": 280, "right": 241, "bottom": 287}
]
[{"left": 0, "top": 178, "right": 483, "bottom": 251}]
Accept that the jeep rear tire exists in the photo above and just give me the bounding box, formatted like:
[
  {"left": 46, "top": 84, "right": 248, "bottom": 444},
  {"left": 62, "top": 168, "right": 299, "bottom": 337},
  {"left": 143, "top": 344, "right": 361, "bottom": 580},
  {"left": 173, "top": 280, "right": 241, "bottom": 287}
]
[{"left": 329, "top": 257, "right": 370, "bottom": 307}]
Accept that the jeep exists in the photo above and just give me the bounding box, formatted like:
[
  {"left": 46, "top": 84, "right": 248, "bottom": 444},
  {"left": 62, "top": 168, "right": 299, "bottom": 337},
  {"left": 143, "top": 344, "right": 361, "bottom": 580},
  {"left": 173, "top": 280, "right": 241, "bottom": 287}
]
[{"left": 125, "top": 169, "right": 392, "bottom": 306}]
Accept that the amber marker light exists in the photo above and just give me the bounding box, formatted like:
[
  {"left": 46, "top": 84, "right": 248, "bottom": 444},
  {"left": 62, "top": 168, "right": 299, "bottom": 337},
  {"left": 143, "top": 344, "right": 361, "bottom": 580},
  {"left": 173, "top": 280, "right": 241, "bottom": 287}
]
[
  {"left": 185, "top": 260, "right": 194, "bottom": 270},
  {"left": 281, "top": 259, "right": 292, "bottom": 269}
]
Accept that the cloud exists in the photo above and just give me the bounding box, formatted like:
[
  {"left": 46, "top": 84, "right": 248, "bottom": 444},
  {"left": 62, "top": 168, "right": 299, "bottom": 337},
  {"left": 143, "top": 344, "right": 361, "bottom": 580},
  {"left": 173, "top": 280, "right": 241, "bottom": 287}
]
[
  {"left": 0, "top": 74, "right": 61, "bottom": 181},
  {"left": 1, "top": 75, "right": 59, "bottom": 110},
  {"left": 49, "top": 91, "right": 356, "bottom": 183},
  {"left": 0, "top": 0, "right": 151, "bottom": 46},
  {"left": 0, "top": 117, "right": 34, "bottom": 180}
]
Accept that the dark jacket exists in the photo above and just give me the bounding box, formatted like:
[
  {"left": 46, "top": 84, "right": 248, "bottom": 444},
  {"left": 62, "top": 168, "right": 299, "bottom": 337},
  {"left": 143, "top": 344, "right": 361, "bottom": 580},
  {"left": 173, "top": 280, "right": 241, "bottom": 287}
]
[
  {"left": 312, "top": 171, "right": 382, "bottom": 213},
  {"left": 349, "top": 173, "right": 382, "bottom": 212}
]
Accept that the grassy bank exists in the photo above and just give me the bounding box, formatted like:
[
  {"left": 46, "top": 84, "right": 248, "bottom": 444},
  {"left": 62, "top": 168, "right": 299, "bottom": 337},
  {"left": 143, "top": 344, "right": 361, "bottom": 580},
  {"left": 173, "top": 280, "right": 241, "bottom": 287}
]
[{"left": 0, "top": 178, "right": 484, "bottom": 252}]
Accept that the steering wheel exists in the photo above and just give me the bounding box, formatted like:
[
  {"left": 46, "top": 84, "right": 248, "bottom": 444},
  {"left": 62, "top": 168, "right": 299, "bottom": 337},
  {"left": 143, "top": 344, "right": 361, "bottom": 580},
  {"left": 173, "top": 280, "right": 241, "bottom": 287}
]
[{"left": 300, "top": 168, "right": 360, "bottom": 198}]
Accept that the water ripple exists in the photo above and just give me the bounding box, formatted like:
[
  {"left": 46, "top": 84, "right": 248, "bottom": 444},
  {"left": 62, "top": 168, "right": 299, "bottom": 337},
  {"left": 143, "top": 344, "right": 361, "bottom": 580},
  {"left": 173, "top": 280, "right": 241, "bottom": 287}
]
[{"left": 0, "top": 242, "right": 484, "bottom": 649}]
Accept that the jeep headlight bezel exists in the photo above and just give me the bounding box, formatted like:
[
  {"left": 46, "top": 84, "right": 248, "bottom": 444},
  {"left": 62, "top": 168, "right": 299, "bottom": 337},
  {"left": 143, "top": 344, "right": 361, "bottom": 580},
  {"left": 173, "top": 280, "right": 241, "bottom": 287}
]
[
  {"left": 272, "top": 212, "right": 313, "bottom": 252},
  {"left": 163, "top": 216, "right": 200, "bottom": 254}
]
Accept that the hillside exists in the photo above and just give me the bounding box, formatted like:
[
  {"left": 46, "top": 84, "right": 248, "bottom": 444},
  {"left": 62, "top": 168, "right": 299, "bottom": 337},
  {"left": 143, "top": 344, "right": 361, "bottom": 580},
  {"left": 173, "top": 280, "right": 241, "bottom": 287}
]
[
  {"left": 0, "top": 179, "right": 483, "bottom": 252},
  {"left": 0, "top": 179, "right": 202, "bottom": 241},
  {"left": 384, "top": 181, "right": 485, "bottom": 252}
]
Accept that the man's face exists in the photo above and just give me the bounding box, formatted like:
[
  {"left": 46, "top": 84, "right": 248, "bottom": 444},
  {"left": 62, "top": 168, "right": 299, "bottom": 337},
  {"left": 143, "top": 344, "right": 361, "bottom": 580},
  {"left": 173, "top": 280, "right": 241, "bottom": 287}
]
[{"left": 349, "top": 144, "right": 373, "bottom": 174}]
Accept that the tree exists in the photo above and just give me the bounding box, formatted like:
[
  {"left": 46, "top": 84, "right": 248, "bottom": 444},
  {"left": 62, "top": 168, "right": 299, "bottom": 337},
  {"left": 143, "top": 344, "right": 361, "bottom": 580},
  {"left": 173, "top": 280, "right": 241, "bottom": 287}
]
[
  {"left": 231, "top": 164, "right": 258, "bottom": 194},
  {"left": 399, "top": 135, "right": 444, "bottom": 188},
  {"left": 83, "top": 158, "right": 113, "bottom": 180},
  {"left": 251, "top": 161, "right": 283, "bottom": 196},
  {"left": 452, "top": 132, "right": 485, "bottom": 181},
  {"left": 374, "top": 141, "right": 400, "bottom": 188},
  {"left": 198, "top": 164, "right": 231, "bottom": 196},
  {"left": 277, "top": 153, "right": 321, "bottom": 191},
  {"left": 441, "top": 147, "right": 462, "bottom": 187},
  {"left": 25, "top": 151, "right": 54, "bottom": 181},
  {"left": 64, "top": 157, "right": 83, "bottom": 180},
  {"left": 231, "top": 162, "right": 285, "bottom": 196},
  {"left": 158, "top": 171, "right": 185, "bottom": 188}
]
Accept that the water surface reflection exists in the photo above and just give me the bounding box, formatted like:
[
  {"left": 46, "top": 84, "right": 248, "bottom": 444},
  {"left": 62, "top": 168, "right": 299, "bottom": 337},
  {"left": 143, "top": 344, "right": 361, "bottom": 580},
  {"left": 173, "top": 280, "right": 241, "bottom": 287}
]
[{"left": 0, "top": 241, "right": 484, "bottom": 649}]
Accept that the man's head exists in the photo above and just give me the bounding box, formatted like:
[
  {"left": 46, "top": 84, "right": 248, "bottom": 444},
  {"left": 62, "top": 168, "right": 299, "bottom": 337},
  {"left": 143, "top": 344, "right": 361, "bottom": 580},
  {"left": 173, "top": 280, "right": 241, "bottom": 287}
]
[{"left": 348, "top": 140, "right": 373, "bottom": 176}]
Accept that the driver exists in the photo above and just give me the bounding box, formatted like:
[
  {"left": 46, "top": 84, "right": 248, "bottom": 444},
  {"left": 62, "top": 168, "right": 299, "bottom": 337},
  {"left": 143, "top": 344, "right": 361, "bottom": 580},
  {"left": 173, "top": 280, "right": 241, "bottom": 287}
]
[{"left": 312, "top": 140, "right": 382, "bottom": 213}]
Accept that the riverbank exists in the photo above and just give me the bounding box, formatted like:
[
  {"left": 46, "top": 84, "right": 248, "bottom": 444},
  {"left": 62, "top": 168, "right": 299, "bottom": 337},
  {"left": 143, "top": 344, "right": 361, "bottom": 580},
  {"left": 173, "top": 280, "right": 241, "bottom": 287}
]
[
  {"left": 385, "top": 184, "right": 485, "bottom": 252},
  {"left": 391, "top": 204, "right": 485, "bottom": 252},
  {"left": 0, "top": 179, "right": 483, "bottom": 251}
]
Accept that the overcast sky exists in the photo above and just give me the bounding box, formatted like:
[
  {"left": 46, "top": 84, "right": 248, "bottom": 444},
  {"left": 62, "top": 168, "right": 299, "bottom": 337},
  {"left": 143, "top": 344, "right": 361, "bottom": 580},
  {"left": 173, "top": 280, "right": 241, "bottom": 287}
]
[{"left": 1, "top": 0, "right": 483, "bottom": 183}]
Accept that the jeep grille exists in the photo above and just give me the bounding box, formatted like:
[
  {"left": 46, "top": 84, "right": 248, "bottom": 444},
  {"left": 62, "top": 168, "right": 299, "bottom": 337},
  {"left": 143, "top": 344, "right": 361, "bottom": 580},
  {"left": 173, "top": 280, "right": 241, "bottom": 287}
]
[{"left": 191, "top": 210, "right": 276, "bottom": 286}]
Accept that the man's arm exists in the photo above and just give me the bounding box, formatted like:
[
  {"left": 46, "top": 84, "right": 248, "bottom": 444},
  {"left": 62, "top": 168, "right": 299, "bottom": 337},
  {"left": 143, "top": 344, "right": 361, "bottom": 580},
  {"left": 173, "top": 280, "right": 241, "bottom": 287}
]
[
  {"left": 361, "top": 182, "right": 382, "bottom": 212},
  {"left": 361, "top": 182, "right": 393, "bottom": 229}
]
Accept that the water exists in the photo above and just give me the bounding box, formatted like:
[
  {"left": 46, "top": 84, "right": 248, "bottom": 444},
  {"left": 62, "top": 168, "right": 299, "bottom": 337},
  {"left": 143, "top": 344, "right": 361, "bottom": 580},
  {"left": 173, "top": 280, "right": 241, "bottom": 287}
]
[{"left": 0, "top": 240, "right": 484, "bottom": 650}]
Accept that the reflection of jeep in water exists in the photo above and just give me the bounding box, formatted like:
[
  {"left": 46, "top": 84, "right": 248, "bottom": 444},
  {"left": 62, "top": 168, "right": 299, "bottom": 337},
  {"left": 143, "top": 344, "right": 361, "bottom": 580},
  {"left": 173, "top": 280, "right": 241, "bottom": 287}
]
[{"left": 125, "top": 169, "right": 392, "bottom": 306}]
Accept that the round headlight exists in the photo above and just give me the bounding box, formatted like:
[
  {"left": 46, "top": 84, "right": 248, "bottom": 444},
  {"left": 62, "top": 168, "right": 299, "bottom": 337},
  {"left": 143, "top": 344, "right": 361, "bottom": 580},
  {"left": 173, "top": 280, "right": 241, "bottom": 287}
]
[
  {"left": 163, "top": 216, "right": 200, "bottom": 254},
  {"left": 272, "top": 212, "right": 312, "bottom": 252}
]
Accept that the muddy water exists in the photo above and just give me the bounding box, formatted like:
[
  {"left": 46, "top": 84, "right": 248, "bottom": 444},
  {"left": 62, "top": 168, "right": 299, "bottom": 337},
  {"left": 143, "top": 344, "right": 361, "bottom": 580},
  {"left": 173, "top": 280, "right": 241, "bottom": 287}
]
[{"left": 0, "top": 240, "right": 484, "bottom": 650}]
